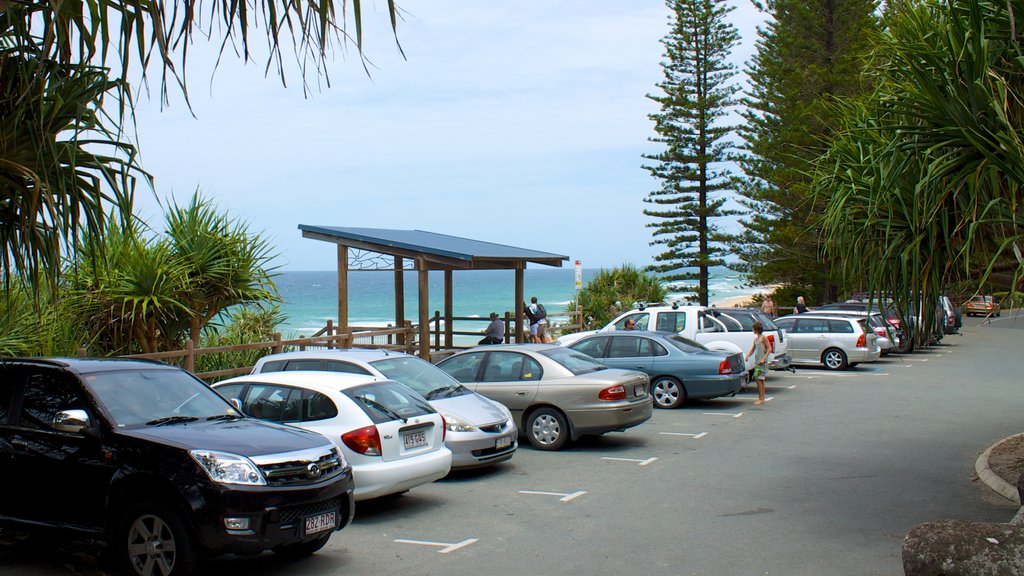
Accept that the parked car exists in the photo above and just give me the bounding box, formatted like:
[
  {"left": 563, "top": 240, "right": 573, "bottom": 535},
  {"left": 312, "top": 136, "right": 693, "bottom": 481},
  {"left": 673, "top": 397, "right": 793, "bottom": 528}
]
[
  {"left": 435, "top": 344, "right": 652, "bottom": 451},
  {"left": 213, "top": 371, "right": 452, "bottom": 501},
  {"left": 811, "top": 310, "right": 900, "bottom": 355},
  {"left": 939, "top": 295, "right": 961, "bottom": 334},
  {"left": 0, "top": 358, "right": 354, "bottom": 576},
  {"left": 557, "top": 304, "right": 791, "bottom": 372},
  {"left": 813, "top": 302, "right": 911, "bottom": 353},
  {"left": 251, "top": 350, "right": 517, "bottom": 469},
  {"left": 965, "top": 295, "right": 1001, "bottom": 317},
  {"left": 566, "top": 331, "right": 746, "bottom": 408},
  {"left": 772, "top": 314, "right": 882, "bottom": 370}
]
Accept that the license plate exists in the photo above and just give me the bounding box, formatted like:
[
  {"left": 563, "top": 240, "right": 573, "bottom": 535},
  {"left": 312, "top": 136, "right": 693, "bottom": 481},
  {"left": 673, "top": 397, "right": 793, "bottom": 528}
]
[
  {"left": 633, "top": 384, "right": 645, "bottom": 397},
  {"left": 304, "top": 511, "right": 336, "bottom": 535},
  {"left": 495, "top": 435, "right": 512, "bottom": 450},
  {"left": 403, "top": 430, "right": 427, "bottom": 449}
]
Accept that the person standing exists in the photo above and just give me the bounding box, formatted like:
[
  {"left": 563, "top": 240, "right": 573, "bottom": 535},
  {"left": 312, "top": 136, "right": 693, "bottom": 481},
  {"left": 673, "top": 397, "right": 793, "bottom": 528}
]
[
  {"left": 479, "top": 312, "right": 504, "bottom": 345},
  {"left": 527, "top": 296, "right": 548, "bottom": 343},
  {"left": 761, "top": 295, "right": 778, "bottom": 318},
  {"left": 795, "top": 296, "right": 808, "bottom": 314},
  {"left": 745, "top": 321, "right": 770, "bottom": 405}
]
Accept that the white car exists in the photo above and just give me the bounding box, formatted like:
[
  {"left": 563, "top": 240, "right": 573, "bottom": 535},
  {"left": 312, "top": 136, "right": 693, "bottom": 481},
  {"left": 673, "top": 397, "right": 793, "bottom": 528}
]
[
  {"left": 213, "top": 371, "right": 452, "bottom": 501},
  {"left": 251, "top": 349, "right": 518, "bottom": 469}
]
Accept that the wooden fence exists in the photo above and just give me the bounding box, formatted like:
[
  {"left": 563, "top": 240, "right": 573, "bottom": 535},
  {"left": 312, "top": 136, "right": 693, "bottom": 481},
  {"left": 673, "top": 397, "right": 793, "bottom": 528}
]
[{"left": 425, "top": 309, "right": 584, "bottom": 351}]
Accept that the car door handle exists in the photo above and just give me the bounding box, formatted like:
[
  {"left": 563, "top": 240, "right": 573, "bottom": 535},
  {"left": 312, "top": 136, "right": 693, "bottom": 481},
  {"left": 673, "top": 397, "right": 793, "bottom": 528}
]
[{"left": 516, "top": 391, "right": 528, "bottom": 396}]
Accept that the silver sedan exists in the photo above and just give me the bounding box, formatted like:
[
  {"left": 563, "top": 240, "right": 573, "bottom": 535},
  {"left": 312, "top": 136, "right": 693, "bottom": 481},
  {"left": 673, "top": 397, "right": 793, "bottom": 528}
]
[{"left": 436, "top": 344, "right": 653, "bottom": 450}]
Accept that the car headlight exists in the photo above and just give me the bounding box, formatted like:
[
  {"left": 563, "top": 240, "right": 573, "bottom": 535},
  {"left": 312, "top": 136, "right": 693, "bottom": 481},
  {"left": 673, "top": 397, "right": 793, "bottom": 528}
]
[
  {"left": 437, "top": 410, "right": 477, "bottom": 432},
  {"left": 190, "top": 450, "right": 266, "bottom": 485}
]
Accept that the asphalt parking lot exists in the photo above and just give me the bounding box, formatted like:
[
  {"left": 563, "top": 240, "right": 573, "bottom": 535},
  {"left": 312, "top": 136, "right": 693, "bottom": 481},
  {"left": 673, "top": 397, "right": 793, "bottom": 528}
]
[{"left": 2, "top": 311, "right": 1022, "bottom": 576}]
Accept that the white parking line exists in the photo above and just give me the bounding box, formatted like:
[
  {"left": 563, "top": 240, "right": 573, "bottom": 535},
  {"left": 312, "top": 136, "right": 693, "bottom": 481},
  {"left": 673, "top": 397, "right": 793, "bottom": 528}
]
[
  {"left": 394, "top": 538, "right": 479, "bottom": 554},
  {"left": 733, "top": 396, "right": 774, "bottom": 403},
  {"left": 660, "top": 432, "right": 708, "bottom": 439},
  {"left": 518, "top": 490, "right": 587, "bottom": 502},
  {"left": 703, "top": 411, "right": 744, "bottom": 418},
  {"left": 602, "top": 457, "right": 658, "bottom": 466}
]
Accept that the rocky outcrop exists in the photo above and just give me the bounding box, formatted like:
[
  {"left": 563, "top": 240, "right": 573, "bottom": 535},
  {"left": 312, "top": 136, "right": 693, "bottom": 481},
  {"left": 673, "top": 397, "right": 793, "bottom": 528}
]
[{"left": 903, "top": 520, "right": 1024, "bottom": 576}]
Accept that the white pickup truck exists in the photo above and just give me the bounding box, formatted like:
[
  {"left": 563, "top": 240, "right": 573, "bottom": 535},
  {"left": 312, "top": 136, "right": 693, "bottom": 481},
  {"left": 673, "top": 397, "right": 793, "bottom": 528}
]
[{"left": 557, "top": 305, "right": 792, "bottom": 372}]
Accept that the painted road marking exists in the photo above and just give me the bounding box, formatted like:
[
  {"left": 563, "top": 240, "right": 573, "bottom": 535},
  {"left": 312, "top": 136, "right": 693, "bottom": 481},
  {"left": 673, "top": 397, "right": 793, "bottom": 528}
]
[
  {"left": 519, "top": 490, "right": 587, "bottom": 502},
  {"left": 660, "top": 432, "right": 708, "bottom": 439},
  {"left": 602, "top": 457, "right": 658, "bottom": 466},
  {"left": 703, "top": 411, "right": 744, "bottom": 418},
  {"left": 788, "top": 385, "right": 798, "bottom": 389},
  {"left": 394, "top": 538, "right": 479, "bottom": 554}
]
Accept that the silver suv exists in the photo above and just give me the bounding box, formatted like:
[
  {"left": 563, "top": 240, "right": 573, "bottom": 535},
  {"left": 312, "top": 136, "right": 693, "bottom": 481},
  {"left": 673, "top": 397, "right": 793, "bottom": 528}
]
[{"left": 773, "top": 315, "right": 882, "bottom": 370}]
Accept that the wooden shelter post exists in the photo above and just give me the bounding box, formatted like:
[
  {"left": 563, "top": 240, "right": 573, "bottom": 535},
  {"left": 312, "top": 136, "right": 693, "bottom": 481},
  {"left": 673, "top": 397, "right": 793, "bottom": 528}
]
[
  {"left": 337, "top": 244, "right": 349, "bottom": 334},
  {"left": 394, "top": 256, "right": 405, "bottom": 345},
  {"left": 515, "top": 264, "right": 525, "bottom": 343},
  {"left": 417, "top": 258, "right": 430, "bottom": 359},
  {"left": 444, "top": 270, "right": 453, "bottom": 348}
]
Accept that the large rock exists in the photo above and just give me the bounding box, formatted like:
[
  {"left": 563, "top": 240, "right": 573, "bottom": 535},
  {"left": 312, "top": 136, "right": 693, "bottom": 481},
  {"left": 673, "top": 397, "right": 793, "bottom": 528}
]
[{"left": 903, "top": 520, "right": 1024, "bottom": 576}]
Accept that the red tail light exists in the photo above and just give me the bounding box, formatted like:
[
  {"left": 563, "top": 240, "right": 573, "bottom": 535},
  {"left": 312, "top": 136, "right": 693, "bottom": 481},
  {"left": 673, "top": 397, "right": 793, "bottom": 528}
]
[
  {"left": 599, "top": 385, "right": 626, "bottom": 401},
  {"left": 719, "top": 359, "right": 733, "bottom": 375},
  {"left": 887, "top": 318, "right": 901, "bottom": 328},
  {"left": 874, "top": 328, "right": 887, "bottom": 337},
  {"left": 440, "top": 415, "right": 446, "bottom": 442},
  {"left": 856, "top": 333, "right": 866, "bottom": 347},
  {"left": 342, "top": 426, "right": 382, "bottom": 456},
  {"left": 766, "top": 334, "right": 776, "bottom": 353}
]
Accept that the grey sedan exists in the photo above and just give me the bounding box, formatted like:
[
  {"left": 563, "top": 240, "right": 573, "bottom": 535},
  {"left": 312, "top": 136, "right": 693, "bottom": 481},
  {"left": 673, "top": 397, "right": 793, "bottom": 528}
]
[
  {"left": 436, "top": 344, "right": 653, "bottom": 451},
  {"left": 567, "top": 331, "right": 746, "bottom": 409}
]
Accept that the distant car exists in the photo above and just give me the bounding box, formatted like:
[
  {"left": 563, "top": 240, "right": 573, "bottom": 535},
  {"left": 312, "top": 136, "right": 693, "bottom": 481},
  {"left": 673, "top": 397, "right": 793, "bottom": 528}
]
[
  {"left": 214, "top": 371, "right": 452, "bottom": 501},
  {"left": 811, "top": 310, "right": 899, "bottom": 355},
  {"left": 566, "top": 331, "right": 746, "bottom": 408},
  {"left": 251, "top": 350, "right": 517, "bottom": 469},
  {"left": 965, "top": 295, "right": 1001, "bottom": 317},
  {"left": 773, "top": 314, "right": 882, "bottom": 370},
  {"left": 813, "top": 302, "right": 911, "bottom": 353},
  {"left": 436, "top": 344, "right": 653, "bottom": 451}
]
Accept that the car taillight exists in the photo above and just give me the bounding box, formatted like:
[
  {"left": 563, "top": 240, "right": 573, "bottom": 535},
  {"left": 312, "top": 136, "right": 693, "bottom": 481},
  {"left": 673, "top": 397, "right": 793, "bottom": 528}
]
[
  {"left": 342, "top": 426, "right": 382, "bottom": 456},
  {"left": 887, "top": 318, "right": 902, "bottom": 328},
  {"left": 719, "top": 359, "right": 732, "bottom": 375},
  {"left": 599, "top": 385, "right": 626, "bottom": 401},
  {"left": 766, "top": 334, "right": 775, "bottom": 352},
  {"left": 856, "top": 333, "right": 866, "bottom": 347},
  {"left": 874, "top": 328, "right": 887, "bottom": 337},
  {"left": 440, "top": 415, "right": 446, "bottom": 442}
]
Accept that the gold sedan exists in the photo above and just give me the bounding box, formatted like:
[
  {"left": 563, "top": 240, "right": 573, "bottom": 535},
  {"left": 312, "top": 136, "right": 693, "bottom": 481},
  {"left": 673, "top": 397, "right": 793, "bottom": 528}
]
[{"left": 965, "top": 295, "right": 1001, "bottom": 317}]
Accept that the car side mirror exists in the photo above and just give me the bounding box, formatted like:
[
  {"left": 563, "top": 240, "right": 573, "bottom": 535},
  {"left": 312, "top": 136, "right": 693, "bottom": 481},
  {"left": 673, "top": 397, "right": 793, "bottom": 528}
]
[
  {"left": 230, "top": 398, "right": 243, "bottom": 412},
  {"left": 53, "top": 409, "right": 90, "bottom": 433}
]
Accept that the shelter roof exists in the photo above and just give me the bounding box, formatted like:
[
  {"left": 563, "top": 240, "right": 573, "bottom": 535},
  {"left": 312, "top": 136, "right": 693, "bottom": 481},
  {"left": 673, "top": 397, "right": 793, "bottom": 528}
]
[{"left": 299, "top": 225, "right": 568, "bottom": 269}]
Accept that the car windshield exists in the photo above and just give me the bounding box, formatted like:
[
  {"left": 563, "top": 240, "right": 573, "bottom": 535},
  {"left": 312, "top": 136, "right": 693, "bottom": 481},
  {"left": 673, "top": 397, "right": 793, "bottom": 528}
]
[
  {"left": 85, "top": 368, "right": 240, "bottom": 427},
  {"left": 664, "top": 335, "right": 708, "bottom": 353},
  {"left": 539, "top": 347, "right": 607, "bottom": 375},
  {"left": 370, "top": 357, "right": 468, "bottom": 399}
]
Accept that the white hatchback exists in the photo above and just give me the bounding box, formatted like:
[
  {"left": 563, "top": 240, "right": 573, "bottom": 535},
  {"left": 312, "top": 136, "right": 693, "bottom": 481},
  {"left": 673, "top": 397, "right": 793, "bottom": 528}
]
[{"left": 213, "top": 371, "right": 452, "bottom": 501}]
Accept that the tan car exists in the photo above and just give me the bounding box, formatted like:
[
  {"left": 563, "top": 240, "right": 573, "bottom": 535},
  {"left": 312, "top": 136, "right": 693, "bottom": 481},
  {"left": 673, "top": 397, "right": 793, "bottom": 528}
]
[
  {"left": 436, "top": 344, "right": 652, "bottom": 450},
  {"left": 965, "top": 295, "right": 1001, "bottom": 317}
]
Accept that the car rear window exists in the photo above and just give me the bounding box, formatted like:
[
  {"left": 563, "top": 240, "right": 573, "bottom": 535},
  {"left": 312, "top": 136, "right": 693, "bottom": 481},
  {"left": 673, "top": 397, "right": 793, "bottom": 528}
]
[
  {"left": 343, "top": 382, "right": 434, "bottom": 424},
  {"left": 664, "top": 335, "right": 708, "bottom": 353},
  {"left": 715, "top": 310, "right": 779, "bottom": 331},
  {"left": 539, "top": 347, "right": 607, "bottom": 375}
]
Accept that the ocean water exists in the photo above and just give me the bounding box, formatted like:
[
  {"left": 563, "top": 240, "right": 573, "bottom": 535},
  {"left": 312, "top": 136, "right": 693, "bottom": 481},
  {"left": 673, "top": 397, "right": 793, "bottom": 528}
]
[{"left": 273, "top": 266, "right": 759, "bottom": 337}]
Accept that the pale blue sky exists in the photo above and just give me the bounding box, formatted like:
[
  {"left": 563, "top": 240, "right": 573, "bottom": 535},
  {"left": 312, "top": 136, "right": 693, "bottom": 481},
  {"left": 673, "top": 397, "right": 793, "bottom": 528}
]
[{"left": 130, "top": 0, "right": 765, "bottom": 271}]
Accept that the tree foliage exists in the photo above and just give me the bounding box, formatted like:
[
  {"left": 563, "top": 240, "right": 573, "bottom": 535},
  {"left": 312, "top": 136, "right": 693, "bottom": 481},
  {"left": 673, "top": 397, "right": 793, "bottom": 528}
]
[
  {"left": 574, "top": 264, "right": 668, "bottom": 330},
  {"left": 643, "top": 0, "right": 740, "bottom": 306},
  {"left": 815, "top": 0, "right": 1024, "bottom": 343},
  {"left": 733, "top": 0, "right": 879, "bottom": 303}
]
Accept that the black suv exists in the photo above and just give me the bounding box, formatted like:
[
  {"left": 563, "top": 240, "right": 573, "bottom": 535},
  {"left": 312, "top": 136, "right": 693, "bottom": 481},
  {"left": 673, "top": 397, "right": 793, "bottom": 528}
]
[{"left": 0, "top": 358, "right": 355, "bottom": 575}]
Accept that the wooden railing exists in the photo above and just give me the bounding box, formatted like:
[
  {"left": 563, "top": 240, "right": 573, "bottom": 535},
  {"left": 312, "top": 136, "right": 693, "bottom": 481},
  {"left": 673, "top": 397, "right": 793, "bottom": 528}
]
[{"left": 425, "top": 309, "right": 584, "bottom": 351}]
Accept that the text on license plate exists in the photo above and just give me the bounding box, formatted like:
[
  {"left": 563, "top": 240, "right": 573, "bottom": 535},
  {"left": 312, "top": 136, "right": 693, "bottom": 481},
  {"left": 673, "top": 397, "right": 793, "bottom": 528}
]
[
  {"left": 495, "top": 435, "right": 512, "bottom": 449},
  {"left": 633, "top": 384, "right": 645, "bottom": 397},
  {"left": 403, "top": 430, "right": 427, "bottom": 449},
  {"left": 304, "top": 511, "right": 336, "bottom": 535}
]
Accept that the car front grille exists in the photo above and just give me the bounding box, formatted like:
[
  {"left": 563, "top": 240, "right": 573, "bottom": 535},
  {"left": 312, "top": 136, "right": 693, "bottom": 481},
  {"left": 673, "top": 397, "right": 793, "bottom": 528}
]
[
  {"left": 279, "top": 496, "right": 345, "bottom": 528},
  {"left": 258, "top": 451, "right": 345, "bottom": 487},
  {"left": 471, "top": 444, "right": 516, "bottom": 458},
  {"left": 478, "top": 420, "right": 509, "bottom": 434}
]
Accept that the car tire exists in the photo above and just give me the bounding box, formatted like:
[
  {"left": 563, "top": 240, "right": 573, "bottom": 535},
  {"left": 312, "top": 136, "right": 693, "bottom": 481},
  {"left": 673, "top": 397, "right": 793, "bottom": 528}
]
[
  {"left": 651, "top": 376, "right": 686, "bottom": 409},
  {"left": 525, "top": 407, "right": 569, "bottom": 450},
  {"left": 822, "top": 348, "right": 848, "bottom": 370},
  {"left": 274, "top": 533, "right": 332, "bottom": 560},
  {"left": 118, "top": 501, "right": 197, "bottom": 576}
]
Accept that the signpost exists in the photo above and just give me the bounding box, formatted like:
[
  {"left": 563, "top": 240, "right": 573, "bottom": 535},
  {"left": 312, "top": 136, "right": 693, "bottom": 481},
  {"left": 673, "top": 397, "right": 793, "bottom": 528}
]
[{"left": 574, "top": 260, "right": 582, "bottom": 328}]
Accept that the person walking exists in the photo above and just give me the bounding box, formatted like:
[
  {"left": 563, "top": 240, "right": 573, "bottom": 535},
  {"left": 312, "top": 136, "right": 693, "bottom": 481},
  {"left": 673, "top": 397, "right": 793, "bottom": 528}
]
[
  {"left": 795, "top": 296, "right": 808, "bottom": 314},
  {"left": 760, "top": 295, "right": 778, "bottom": 318},
  {"left": 526, "top": 296, "right": 548, "bottom": 343},
  {"left": 745, "top": 321, "right": 770, "bottom": 405},
  {"left": 479, "top": 312, "right": 504, "bottom": 345}
]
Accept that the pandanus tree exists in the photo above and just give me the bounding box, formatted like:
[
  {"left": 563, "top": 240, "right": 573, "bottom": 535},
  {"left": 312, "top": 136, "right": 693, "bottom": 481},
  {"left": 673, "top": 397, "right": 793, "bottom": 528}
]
[
  {"left": 574, "top": 264, "right": 669, "bottom": 330},
  {"left": 815, "top": 0, "right": 1024, "bottom": 344}
]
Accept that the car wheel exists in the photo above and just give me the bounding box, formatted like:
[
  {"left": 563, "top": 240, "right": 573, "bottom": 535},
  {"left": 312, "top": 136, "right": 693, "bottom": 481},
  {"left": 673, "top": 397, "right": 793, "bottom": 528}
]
[
  {"left": 822, "top": 348, "right": 848, "bottom": 370},
  {"left": 274, "top": 533, "right": 332, "bottom": 560},
  {"left": 651, "top": 376, "right": 686, "bottom": 409},
  {"left": 526, "top": 407, "right": 569, "bottom": 450},
  {"left": 118, "top": 501, "right": 197, "bottom": 576}
]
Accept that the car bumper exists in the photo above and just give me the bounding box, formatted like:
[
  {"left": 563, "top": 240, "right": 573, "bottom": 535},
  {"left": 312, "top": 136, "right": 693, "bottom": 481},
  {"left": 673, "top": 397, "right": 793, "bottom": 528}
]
[
  {"left": 686, "top": 374, "right": 746, "bottom": 399},
  {"left": 351, "top": 447, "right": 452, "bottom": 500},
  {"left": 447, "top": 427, "right": 518, "bottom": 469},
  {"left": 192, "top": 471, "right": 355, "bottom": 557},
  {"left": 850, "top": 346, "right": 882, "bottom": 363},
  {"left": 768, "top": 354, "right": 792, "bottom": 370},
  {"left": 566, "top": 398, "right": 653, "bottom": 437}
]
